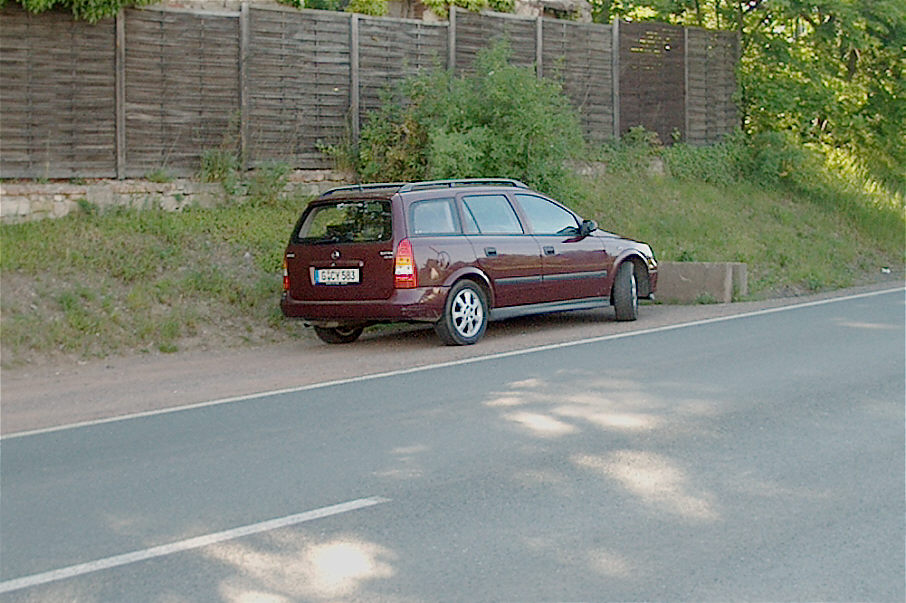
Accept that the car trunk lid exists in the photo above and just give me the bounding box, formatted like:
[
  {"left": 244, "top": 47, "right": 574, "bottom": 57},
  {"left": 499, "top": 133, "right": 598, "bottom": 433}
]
[{"left": 285, "top": 198, "right": 395, "bottom": 302}]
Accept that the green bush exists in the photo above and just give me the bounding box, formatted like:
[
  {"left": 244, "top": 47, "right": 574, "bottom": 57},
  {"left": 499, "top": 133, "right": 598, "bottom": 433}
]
[
  {"left": 199, "top": 148, "right": 241, "bottom": 196},
  {"left": 354, "top": 41, "right": 585, "bottom": 192},
  {"left": 594, "top": 127, "right": 663, "bottom": 177},
  {"left": 662, "top": 132, "right": 747, "bottom": 187},
  {"left": 247, "top": 162, "right": 291, "bottom": 207},
  {"left": 737, "top": 130, "right": 811, "bottom": 187}
]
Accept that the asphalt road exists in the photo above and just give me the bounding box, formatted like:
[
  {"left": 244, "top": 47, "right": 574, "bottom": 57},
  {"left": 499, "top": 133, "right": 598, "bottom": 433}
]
[{"left": 1, "top": 289, "right": 903, "bottom": 602}]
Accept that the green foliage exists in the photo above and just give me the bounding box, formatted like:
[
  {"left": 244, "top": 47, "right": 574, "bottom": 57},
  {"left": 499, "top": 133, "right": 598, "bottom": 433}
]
[
  {"left": 567, "top": 156, "right": 903, "bottom": 299},
  {"left": 2, "top": 136, "right": 902, "bottom": 363},
  {"left": 144, "top": 167, "right": 173, "bottom": 183},
  {"left": 278, "top": 0, "right": 514, "bottom": 16},
  {"left": 276, "top": 0, "right": 386, "bottom": 15},
  {"left": 0, "top": 198, "right": 308, "bottom": 364},
  {"left": 198, "top": 150, "right": 291, "bottom": 207},
  {"left": 246, "top": 162, "right": 291, "bottom": 207},
  {"left": 199, "top": 148, "right": 241, "bottom": 196},
  {"left": 583, "top": 127, "right": 904, "bottom": 294},
  {"left": 8, "top": 0, "right": 160, "bottom": 22},
  {"left": 660, "top": 132, "right": 749, "bottom": 187},
  {"left": 487, "top": 0, "right": 514, "bottom": 11},
  {"left": 345, "top": 0, "right": 386, "bottom": 15},
  {"left": 357, "top": 89, "right": 429, "bottom": 182},
  {"left": 354, "top": 41, "right": 585, "bottom": 192},
  {"left": 590, "top": 0, "right": 906, "bottom": 195}
]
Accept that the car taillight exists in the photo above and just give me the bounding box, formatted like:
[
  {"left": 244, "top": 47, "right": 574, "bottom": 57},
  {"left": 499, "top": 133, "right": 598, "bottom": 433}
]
[
  {"left": 394, "top": 239, "right": 417, "bottom": 289},
  {"left": 282, "top": 257, "right": 290, "bottom": 291}
]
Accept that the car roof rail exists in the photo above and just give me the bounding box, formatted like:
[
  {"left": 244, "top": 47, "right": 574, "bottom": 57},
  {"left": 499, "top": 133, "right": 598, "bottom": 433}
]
[
  {"left": 397, "top": 178, "right": 529, "bottom": 193},
  {"left": 318, "top": 183, "right": 406, "bottom": 198}
]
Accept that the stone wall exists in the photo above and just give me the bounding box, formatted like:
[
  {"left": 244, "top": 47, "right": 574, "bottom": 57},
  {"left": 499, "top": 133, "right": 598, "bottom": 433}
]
[{"left": 0, "top": 170, "right": 348, "bottom": 224}]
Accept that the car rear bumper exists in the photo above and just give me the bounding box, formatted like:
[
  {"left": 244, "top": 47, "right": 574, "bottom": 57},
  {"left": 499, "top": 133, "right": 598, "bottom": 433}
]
[{"left": 281, "top": 286, "right": 447, "bottom": 325}]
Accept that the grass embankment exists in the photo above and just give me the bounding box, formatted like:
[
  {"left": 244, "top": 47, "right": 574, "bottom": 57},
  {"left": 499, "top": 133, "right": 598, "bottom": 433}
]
[{"left": 1, "top": 151, "right": 903, "bottom": 366}]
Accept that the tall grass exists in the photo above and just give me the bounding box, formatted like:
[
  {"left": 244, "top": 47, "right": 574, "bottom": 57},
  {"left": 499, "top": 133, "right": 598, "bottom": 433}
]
[
  {"left": 1, "top": 199, "right": 307, "bottom": 364},
  {"left": 558, "top": 131, "right": 904, "bottom": 295},
  {"left": 1, "top": 133, "right": 902, "bottom": 365}
]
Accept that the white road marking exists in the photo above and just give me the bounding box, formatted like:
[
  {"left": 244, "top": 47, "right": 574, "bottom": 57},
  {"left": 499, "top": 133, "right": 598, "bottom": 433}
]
[
  {"left": 0, "top": 496, "right": 390, "bottom": 595},
  {"left": 3, "top": 286, "right": 902, "bottom": 440}
]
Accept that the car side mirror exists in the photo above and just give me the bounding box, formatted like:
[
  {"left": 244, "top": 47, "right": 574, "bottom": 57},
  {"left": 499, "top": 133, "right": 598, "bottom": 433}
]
[{"left": 579, "top": 219, "right": 597, "bottom": 237}]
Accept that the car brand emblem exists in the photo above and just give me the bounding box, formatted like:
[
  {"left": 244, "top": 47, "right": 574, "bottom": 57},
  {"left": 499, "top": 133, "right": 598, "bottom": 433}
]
[{"left": 331, "top": 250, "right": 341, "bottom": 260}]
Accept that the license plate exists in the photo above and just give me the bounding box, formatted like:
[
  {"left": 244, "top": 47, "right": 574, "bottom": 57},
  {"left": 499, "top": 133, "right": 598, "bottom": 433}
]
[{"left": 315, "top": 268, "right": 360, "bottom": 285}]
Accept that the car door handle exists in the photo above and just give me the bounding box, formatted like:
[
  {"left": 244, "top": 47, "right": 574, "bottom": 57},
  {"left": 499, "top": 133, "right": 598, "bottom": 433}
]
[
  {"left": 484, "top": 247, "right": 498, "bottom": 257},
  {"left": 543, "top": 246, "right": 556, "bottom": 255}
]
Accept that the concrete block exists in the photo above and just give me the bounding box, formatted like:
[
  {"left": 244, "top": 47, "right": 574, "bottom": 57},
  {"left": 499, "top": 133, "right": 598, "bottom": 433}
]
[
  {"left": 1, "top": 196, "right": 27, "bottom": 218},
  {"left": 86, "top": 185, "right": 114, "bottom": 209},
  {"left": 657, "top": 261, "right": 747, "bottom": 303},
  {"left": 731, "top": 263, "right": 748, "bottom": 298}
]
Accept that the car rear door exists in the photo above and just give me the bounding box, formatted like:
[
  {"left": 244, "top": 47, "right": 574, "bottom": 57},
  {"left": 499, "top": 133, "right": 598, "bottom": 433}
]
[
  {"left": 459, "top": 192, "right": 544, "bottom": 308},
  {"left": 285, "top": 198, "right": 395, "bottom": 302},
  {"left": 514, "top": 193, "right": 611, "bottom": 302}
]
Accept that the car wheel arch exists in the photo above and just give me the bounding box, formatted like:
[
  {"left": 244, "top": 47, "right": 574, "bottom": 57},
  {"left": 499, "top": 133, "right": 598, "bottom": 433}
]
[
  {"left": 443, "top": 268, "right": 495, "bottom": 309},
  {"left": 611, "top": 254, "right": 651, "bottom": 300}
]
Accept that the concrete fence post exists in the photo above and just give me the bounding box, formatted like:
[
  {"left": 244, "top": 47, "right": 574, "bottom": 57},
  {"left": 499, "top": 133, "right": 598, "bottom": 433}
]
[
  {"left": 536, "top": 16, "right": 543, "bottom": 79},
  {"left": 683, "top": 26, "right": 690, "bottom": 143},
  {"left": 611, "top": 19, "right": 620, "bottom": 140},
  {"left": 350, "top": 13, "right": 360, "bottom": 143},
  {"left": 448, "top": 6, "right": 456, "bottom": 72},
  {"left": 115, "top": 10, "right": 126, "bottom": 179},
  {"left": 239, "top": 1, "right": 250, "bottom": 170}
]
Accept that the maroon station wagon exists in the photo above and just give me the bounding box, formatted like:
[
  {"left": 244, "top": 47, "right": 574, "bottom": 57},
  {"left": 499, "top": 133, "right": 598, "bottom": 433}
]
[{"left": 281, "top": 179, "right": 657, "bottom": 345}]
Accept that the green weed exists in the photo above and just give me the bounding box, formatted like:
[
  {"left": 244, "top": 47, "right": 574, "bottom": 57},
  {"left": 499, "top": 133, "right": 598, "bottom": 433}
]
[
  {"left": 1, "top": 131, "right": 903, "bottom": 366},
  {"left": 145, "top": 168, "right": 174, "bottom": 183}
]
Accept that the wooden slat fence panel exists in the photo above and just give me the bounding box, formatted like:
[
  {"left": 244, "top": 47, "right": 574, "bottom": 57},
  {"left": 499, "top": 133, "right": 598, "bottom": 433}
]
[
  {"left": 0, "top": 4, "right": 116, "bottom": 178},
  {"left": 246, "top": 7, "right": 350, "bottom": 169},
  {"left": 619, "top": 21, "right": 685, "bottom": 144},
  {"left": 455, "top": 9, "right": 536, "bottom": 73},
  {"left": 358, "top": 17, "right": 447, "bottom": 120},
  {"left": 0, "top": 4, "right": 738, "bottom": 179},
  {"left": 686, "top": 27, "right": 738, "bottom": 145},
  {"left": 124, "top": 9, "right": 239, "bottom": 177},
  {"left": 542, "top": 19, "right": 613, "bottom": 144}
]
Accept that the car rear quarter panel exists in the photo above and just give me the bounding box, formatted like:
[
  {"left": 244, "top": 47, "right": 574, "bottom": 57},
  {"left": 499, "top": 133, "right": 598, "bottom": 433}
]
[{"left": 409, "top": 236, "right": 478, "bottom": 288}]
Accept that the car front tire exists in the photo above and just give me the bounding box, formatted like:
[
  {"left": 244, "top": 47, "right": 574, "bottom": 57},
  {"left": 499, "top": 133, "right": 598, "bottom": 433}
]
[
  {"left": 612, "top": 261, "right": 639, "bottom": 321},
  {"left": 435, "top": 280, "right": 488, "bottom": 345}
]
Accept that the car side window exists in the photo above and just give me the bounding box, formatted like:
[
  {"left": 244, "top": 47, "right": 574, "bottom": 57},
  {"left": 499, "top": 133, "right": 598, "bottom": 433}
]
[
  {"left": 516, "top": 194, "right": 579, "bottom": 235},
  {"left": 461, "top": 194, "right": 524, "bottom": 234},
  {"left": 410, "top": 198, "right": 459, "bottom": 235}
]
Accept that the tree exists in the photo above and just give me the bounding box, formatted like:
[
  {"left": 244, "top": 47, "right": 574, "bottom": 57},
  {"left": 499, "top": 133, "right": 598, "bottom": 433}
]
[
  {"left": 590, "top": 0, "right": 905, "bottom": 191},
  {"left": 3, "top": 0, "right": 160, "bottom": 22},
  {"left": 278, "top": 0, "right": 514, "bottom": 18}
]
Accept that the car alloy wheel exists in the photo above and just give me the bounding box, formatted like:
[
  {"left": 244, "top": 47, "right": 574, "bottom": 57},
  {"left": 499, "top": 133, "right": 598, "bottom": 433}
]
[
  {"left": 435, "top": 280, "right": 488, "bottom": 345},
  {"left": 452, "top": 287, "right": 483, "bottom": 339}
]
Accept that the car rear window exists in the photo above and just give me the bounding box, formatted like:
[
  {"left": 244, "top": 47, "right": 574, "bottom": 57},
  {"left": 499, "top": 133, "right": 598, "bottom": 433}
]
[{"left": 295, "top": 200, "right": 392, "bottom": 244}]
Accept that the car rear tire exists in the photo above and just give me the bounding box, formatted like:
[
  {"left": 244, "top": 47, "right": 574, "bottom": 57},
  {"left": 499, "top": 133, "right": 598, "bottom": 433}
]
[
  {"left": 313, "top": 325, "right": 364, "bottom": 344},
  {"left": 435, "top": 280, "right": 488, "bottom": 345},
  {"left": 612, "top": 261, "right": 639, "bottom": 321}
]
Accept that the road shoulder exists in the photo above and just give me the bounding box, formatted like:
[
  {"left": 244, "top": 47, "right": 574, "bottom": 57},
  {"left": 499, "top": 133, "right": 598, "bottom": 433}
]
[{"left": 2, "top": 283, "right": 902, "bottom": 436}]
